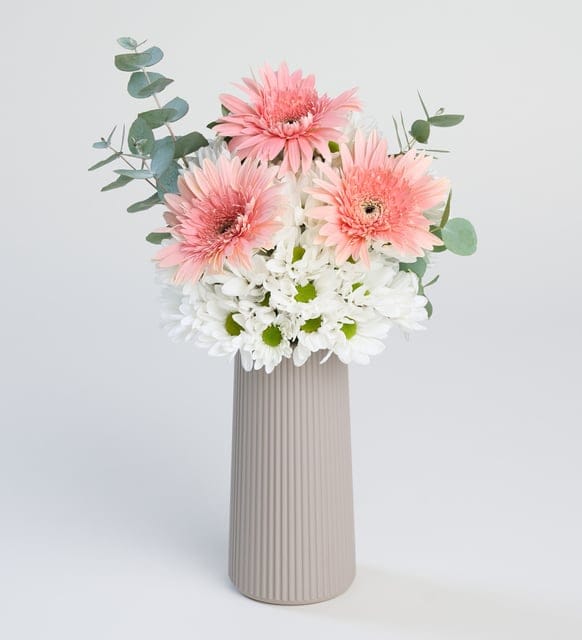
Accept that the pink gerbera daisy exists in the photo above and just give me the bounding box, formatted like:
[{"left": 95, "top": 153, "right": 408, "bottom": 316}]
[
  {"left": 308, "top": 130, "right": 449, "bottom": 264},
  {"left": 155, "top": 155, "right": 283, "bottom": 283},
  {"left": 215, "top": 63, "right": 361, "bottom": 176}
]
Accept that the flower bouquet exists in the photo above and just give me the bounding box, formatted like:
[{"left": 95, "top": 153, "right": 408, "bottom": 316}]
[{"left": 90, "top": 38, "right": 476, "bottom": 604}]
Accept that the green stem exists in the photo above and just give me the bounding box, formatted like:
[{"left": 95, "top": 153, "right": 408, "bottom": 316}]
[
  {"left": 141, "top": 66, "right": 189, "bottom": 169},
  {"left": 106, "top": 142, "right": 157, "bottom": 189}
]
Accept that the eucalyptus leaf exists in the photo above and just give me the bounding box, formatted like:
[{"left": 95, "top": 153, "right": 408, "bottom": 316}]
[
  {"left": 138, "top": 108, "right": 178, "bottom": 129},
  {"left": 151, "top": 137, "right": 175, "bottom": 177},
  {"left": 156, "top": 161, "right": 180, "bottom": 195},
  {"left": 440, "top": 191, "right": 452, "bottom": 228},
  {"left": 146, "top": 231, "right": 172, "bottom": 244},
  {"left": 399, "top": 257, "right": 427, "bottom": 278},
  {"left": 431, "top": 227, "right": 447, "bottom": 253},
  {"left": 114, "top": 169, "right": 154, "bottom": 179},
  {"left": 426, "top": 299, "right": 433, "bottom": 318},
  {"left": 128, "top": 117, "right": 154, "bottom": 155},
  {"left": 424, "top": 275, "right": 440, "bottom": 287},
  {"left": 441, "top": 218, "right": 477, "bottom": 255},
  {"left": 117, "top": 37, "right": 138, "bottom": 50},
  {"left": 101, "top": 175, "right": 133, "bottom": 191},
  {"left": 173, "top": 131, "right": 208, "bottom": 158},
  {"left": 127, "top": 193, "right": 162, "bottom": 213},
  {"left": 428, "top": 114, "right": 464, "bottom": 127},
  {"left": 114, "top": 47, "right": 163, "bottom": 72},
  {"left": 92, "top": 140, "right": 108, "bottom": 149},
  {"left": 163, "top": 97, "right": 189, "bottom": 122},
  {"left": 88, "top": 153, "right": 120, "bottom": 171},
  {"left": 410, "top": 119, "right": 430, "bottom": 144},
  {"left": 138, "top": 76, "right": 174, "bottom": 98},
  {"left": 128, "top": 71, "right": 169, "bottom": 99},
  {"left": 106, "top": 125, "right": 117, "bottom": 144}
]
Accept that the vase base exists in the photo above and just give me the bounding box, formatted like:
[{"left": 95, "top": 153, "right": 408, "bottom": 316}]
[{"left": 230, "top": 570, "right": 356, "bottom": 606}]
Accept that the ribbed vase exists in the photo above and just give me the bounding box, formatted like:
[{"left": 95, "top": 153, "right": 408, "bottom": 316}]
[{"left": 228, "top": 353, "right": 356, "bottom": 605}]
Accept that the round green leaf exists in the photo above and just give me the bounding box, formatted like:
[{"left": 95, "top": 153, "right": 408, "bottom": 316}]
[
  {"left": 128, "top": 71, "right": 172, "bottom": 99},
  {"left": 441, "top": 218, "right": 477, "bottom": 256},
  {"left": 399, "top": 257, "right": 427, "bottom": 278},
  {"left": 138, "top": 108, "right": 178, "bottom": 129},
  {"left": 117, "top": 37, "right": 138, "bottom": 50},
  {"left": 151, "top": 137, "right": 175, "bottom": 177},
  {"left": 173, "top": 132, "right": 209, "bottom": 158},
  {"left": 411, "top": 119, "right": 430, "bottom": 143},
  {"left": 156, "top": 161, "right": 181, "bottom": 195},
  {"left": 163, "top": 97, "right": 189, "bottom": 122},
  {"left": 114, "top": 47, "right": 163, "bottom": 72},
  {"left": 128, "top": 117, "right": 154, "bottom": 155}
]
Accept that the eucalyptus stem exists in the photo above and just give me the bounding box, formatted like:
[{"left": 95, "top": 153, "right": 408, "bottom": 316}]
[
  {"left": 141, "top": 65, "right": 189, "bottom": 169},
  {"left": 106, "top": 142, "right": 157, "bottom": 189}
]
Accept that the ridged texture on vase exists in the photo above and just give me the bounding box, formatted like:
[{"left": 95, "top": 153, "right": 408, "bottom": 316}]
[{"left": 229, "top": 353, "right": 355, "bottom": 605}]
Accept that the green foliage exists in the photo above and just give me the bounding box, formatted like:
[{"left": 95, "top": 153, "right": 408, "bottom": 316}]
[
  {"left": 225, "top": 313, "right": 244, "bottom": 336},
  {"left": 156, "top": 161, "right": 180, "bottom": 195},
  {"left": 417, "top": 91, "right": 430, "bottom": 119},
  {"left": 440, "top": 191, "right": 452, "bottom": 228},
  {"left": 114, "top": 47, "right": 163, "bottom": 72},
  {"left": 428, "top": 114, "right": 464, "bottom": 127},
  {"left": 127, "top": 71, "right": 173, "bottom": 99},
  {"left": 127, "top": 193, "right": 162, "bottom": 213},
  {"left": 163, "top": 97, "right": 189, "bottom": 122},
  {"left": 173, "top": 131, "right": 208, "bottom": 158},
  {"left": 400, "top": 257, "right": 427, "bottom": 278},
  {"left": 138, "top": 108, "right": 178, "bottom": 129},
  {"left": 128, "top": 117, "right": 154, "bottom": 155},
  {"left": 294, "top": 282, "right": 316, "bottom": 303},
  {"left": 328, "top": 140, "right": 340, "bottom": 153},
  {"left": 262, "top": 324, "right": 283, "bottom": 347},
  {"left": 441, "top": 218, "right": 478, "bottom": 255},
  {"left": 146, "top": 231, "right": 172, "bottom": 244},
  {"left": 410, "top": 119, "right": 430, "bottom": 144},
  {"left": 88, "top": 153, "right": 120, "bottom": 171},
  {"left": 117, "top": 37, "right": 138, "bottom": 50},
  {"left": 430, "top": 227, "right": 447, "bottom": 253},
  {"left": 341, "top": 322, "right": 357, "bottom": 340},
  {"left": 301, "top": 316, "right": 323, "bottom": 333},
  {"left": 151, "top": 137, "right": 175, "bottom": 177},
  {"left": 114, "top": 168, "right": 154, "bottom": 179},
  {"left": 101, "top": 175, "right": 133, "bottom": 191}
]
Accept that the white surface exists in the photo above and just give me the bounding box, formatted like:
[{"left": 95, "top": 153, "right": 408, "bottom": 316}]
[{"left": 1, "top": 0, "right": 581, "bottom": 638}]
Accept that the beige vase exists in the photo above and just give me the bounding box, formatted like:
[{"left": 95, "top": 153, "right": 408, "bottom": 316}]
[{"left": 228, "top": 353, "right": 356, "bottom": 605}]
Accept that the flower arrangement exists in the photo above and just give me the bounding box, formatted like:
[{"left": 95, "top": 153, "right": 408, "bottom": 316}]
[{"left": 90, "top": 38, "right": 477, "bottom": 373}]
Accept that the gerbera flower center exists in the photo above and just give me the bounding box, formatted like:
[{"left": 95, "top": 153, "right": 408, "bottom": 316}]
[
  {"left": 212, "top": 198, "right": 246, "bottom": 237},
  {"left": 360, "top": 200, "right": 383, "bottom": 220},
  {"left": 263, "top": 88, "right": 318, "bottom": 128}
]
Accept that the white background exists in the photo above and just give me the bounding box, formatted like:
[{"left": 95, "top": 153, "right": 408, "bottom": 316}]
[{"left": 1, "top": 1, "right": 581, "bottom": 638}]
